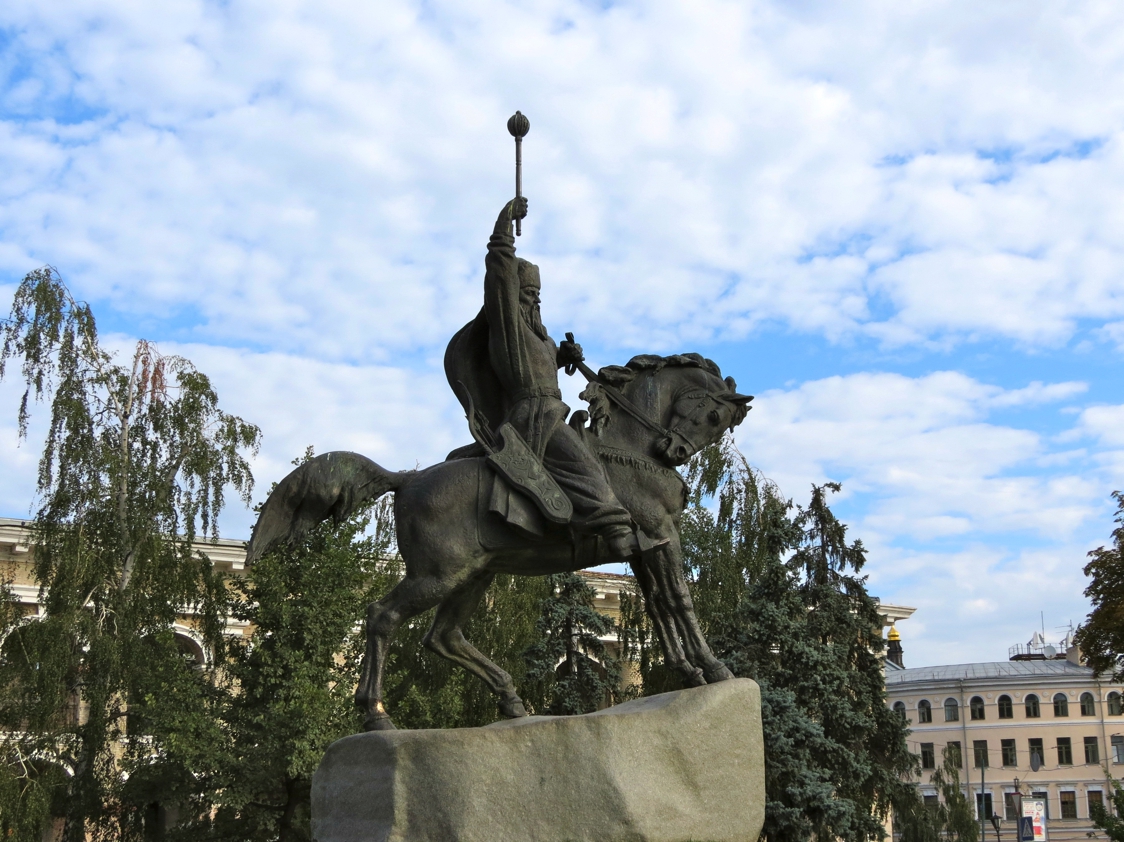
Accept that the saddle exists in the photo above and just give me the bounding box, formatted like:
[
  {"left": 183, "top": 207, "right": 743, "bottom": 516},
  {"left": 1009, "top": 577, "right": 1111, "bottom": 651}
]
[{"left": 446, "top": 426, "right": 568, "bottom": 548}]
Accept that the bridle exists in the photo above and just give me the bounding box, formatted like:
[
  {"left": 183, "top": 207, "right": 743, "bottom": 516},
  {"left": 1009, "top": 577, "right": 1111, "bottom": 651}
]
[{"left": 566, "top": 355, "right": 742, "bottom": 466}]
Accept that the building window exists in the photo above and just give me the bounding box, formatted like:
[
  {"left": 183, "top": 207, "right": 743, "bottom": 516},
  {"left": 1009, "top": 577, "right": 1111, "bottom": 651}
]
[
  {"left": 1001, "top": 739, "right": 1017, "bottom": 767},
  {"left": 1085, "top": 736, "right": 1100, "bottom": 764},
  {"left": 971, "top": 696, "right": 986, "bottom": 720},
  {"left": 945, "top": 698, "right": 960, "bottom": 722},
  {"left": 1060, "top": 791, "right": 1077, "bottom": 819},
  {"left": 1026, "top": 694, "right": 1041, "bottom": 718},
  {"left": 1029, "top": 738, "right": 1045, "bottom": 768},
  {"left": 1109, "top": 692, "right": 1122, "bottom": 716},
  {"left": 974, "top": 740, "right": 989, "bottom": 768},
  {"left": 1089, "top": 791, "right": 1104, "bottom": 816},
  {"left": 1032, "top": 792, "right": 1050, "bottom": 819},
  {"left": 924, "top": 794, "right": 940, "bottom": 811},
  {"left": 921, "top": 743, "right": 935, "bottom": 770},
  {"left": 918, "top": 700, "right": 932, "bottom": 723},
  {"left": 998, "top": 695, "right": 1014, "bottom": 719},
  {"left": 1054, "top": 693, "right": 1069, "bottom": 717},
  {"left": 947, "top": 741, "right": 962, "bottom": 768},
  {"left": 1112, "top": 735, "right": 1124, "bottom": 764},
  {"left": 893, "top": 701, "right": 907, "bottom": 719},
  {"left": 976, "top": 792, "right": 994, "bottom": 820},
  {"left": 1081, "top": 692, "right": 1096, "bottom": 717},
  {"left": 1058, "top": 737, "right": 1073, "bottom": 765},
  {"left": 1005, "top": 792, "right": 1020, "bottom": 821}
]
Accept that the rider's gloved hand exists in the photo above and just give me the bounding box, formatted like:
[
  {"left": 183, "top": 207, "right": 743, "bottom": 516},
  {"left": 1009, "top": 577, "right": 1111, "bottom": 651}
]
[
  {"left": 557, "top": 336, "right": 584, "bottom": 371},
  {"left": 511, "top": 196, "right": 528, "bottom": 220}
]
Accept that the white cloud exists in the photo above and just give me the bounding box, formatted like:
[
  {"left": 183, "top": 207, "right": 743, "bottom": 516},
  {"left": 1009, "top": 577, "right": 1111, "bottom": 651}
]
[
  {"left": 740, "top": 371, "right": 1104, "bottom": 542},
  {"left": 3, "top": 0, "right": 1124, "bottom": 668},
  {"left": 1, "top": 1, "right": 1124, "bottom": 355}
]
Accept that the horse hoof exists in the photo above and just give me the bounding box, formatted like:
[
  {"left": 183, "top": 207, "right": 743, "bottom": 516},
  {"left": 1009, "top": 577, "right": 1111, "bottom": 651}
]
[
  {"left": 683, "top": 667, "right": 707, "bottom": 687},
  {"left": 704, "top": 665, "right": 735, "bottom": 683},
  {"left": 499, "top": 697, "right": 528, "bottom": 718},
  {"left": 363, "top": 715, "right": 397, "bottom": 732}
]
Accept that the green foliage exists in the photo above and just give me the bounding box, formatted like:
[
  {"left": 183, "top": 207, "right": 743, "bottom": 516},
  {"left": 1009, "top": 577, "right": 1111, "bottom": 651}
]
[
  {"left": 1089, "top": 774, "right": 1124, "bottom": 842},
  {"left": 0, "top": 268, "right": 260, "bottom": 841},
  {"left": 894, "top": 746, "right": 978, "bottom": 842},
  {"left": 623, "top": 434, "right": 916, "bottom": 842},
  {"left": 522, "top": 573, "right": 623, "bottom": 715},
  {"left": 187, "top": 470, "right": 400, "bottom": 842},
  {"left": 681, "top": 434, "right": 795, "bottom": 627},
  {"left": 1075, "top": 491, "right": 1124, "bottom": 678},
  {"left": 384, "top": 573, "right": 551, "bottom": 729}
]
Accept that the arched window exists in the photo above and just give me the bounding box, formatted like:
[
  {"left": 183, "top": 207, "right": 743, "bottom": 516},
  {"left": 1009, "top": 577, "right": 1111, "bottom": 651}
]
[
  {"left": 1053, "top": 693, "right": 1069, "bottom": 717},
  {"left": 893, "top": 701, "right": 907, "bottom": 719},
  {"left": 1081, "top": 692, "right": 1096, "bottom": 716},
  {"left": 998, "top": 695, "right": 1013, "bottom": 719},
  {"left": 918, "top": 700, "right": 932, "bottom": 723},
  {"left": 970, "top": 696, "right": 986, "bottom": 720},
  {"left": 944, "top": 698, "right": 960, "bottom": 722},
  {"left": 173, "top": 631, "right": 206, "bottom": 668},
  {"left": 1025, "top": 694, "right": 1040, "bottom": 718},
  {"left": 1109, "top": 692, "right": 1122, "bottom": 716}
]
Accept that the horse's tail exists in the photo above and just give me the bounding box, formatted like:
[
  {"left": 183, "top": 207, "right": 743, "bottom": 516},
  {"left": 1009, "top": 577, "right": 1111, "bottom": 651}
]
[{"left": 246, "top": 451, "right": 408, "bottom": 566}]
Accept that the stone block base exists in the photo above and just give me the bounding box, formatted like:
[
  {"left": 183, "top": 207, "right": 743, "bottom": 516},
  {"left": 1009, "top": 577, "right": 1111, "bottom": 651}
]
[{"left": 311, "top": 678, "right": 764, "bottom": 842}]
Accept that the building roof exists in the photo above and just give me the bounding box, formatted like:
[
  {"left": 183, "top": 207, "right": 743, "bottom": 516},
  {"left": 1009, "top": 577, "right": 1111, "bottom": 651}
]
[{"left": 886, "top": 659, "right": 1093, "bottom": 685}]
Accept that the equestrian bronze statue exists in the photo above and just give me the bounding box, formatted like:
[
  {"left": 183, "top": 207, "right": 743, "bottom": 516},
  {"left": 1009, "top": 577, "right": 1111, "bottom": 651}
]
[{"left": 246, "top": 132, "right": 752, "bottom": 731}]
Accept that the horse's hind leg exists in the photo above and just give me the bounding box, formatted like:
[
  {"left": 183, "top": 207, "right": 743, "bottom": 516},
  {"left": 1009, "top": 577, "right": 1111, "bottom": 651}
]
[
  {"left": 424, "top": 571, "right": 528, "bottom": 719},
  {"left": 356, "top": 576, "right": 449, "bottom": 731}
]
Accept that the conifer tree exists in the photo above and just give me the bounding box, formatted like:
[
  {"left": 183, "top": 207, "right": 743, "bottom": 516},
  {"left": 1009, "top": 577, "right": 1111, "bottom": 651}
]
[
  {"left": 523, "top": 572, "right": 622, "bottom": 715},
  {"left": 0, "top": 268, "right": 260, "bottom": 841},
  {"left": 621, "top": 434, "right": 917, "bottom": 842}
]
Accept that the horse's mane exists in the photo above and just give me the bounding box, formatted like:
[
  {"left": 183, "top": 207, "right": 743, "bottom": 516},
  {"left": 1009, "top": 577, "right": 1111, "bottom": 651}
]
[{"left": 595, "top": 353, "right": 724, "bottom": 388}]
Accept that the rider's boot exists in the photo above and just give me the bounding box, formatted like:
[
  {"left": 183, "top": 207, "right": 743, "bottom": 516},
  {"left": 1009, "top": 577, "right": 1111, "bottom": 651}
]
[
  {"left": 604, "top": 526, "right": 640, "bottom": 559},
  {"left": 604, "top": 525, "right": 671, "bottom": 560}
]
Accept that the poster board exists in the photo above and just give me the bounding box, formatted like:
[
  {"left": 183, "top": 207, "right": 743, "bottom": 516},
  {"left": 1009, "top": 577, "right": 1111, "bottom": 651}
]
[{"left": 1022, "top": 798, "right": 1048, "bottom": 842}]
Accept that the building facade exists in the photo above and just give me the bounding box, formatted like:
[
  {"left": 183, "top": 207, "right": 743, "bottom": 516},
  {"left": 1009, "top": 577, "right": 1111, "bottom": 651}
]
[{"left": 886, "top": 651, "right": 1124, "bottom": 842}]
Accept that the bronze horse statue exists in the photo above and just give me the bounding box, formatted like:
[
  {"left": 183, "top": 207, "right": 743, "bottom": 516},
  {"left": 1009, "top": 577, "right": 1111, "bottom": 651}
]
[{"left": 246, "top": 352, "right": 751, "bottom": 731}]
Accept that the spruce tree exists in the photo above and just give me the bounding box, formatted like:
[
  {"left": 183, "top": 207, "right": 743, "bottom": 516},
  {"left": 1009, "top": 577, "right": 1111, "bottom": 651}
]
[
  {"left": 621, "top": 435, "right": 917, "bottom": 842},
  {"left": 523, "top": 572, "right": 623, "bottom": 715}
]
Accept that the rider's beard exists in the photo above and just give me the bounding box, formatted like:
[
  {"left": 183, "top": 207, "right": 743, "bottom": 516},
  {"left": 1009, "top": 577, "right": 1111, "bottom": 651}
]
[{"left": 522, "top": 302, "right": 549, "bottom": 341}]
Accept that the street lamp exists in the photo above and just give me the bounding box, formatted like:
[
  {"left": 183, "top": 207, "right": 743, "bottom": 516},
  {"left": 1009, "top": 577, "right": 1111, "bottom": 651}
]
[{"left": 1013, "top": 777, "right": 1025, "bottom": 842}]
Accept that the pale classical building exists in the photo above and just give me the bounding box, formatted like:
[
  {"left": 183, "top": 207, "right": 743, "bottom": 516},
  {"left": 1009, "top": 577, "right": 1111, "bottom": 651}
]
[
  {"left": 0, "top": 516, "right": 251, "bottom": 664},
  {"left": 886, "top": 631, "right": 1124, "bottom": 842}
]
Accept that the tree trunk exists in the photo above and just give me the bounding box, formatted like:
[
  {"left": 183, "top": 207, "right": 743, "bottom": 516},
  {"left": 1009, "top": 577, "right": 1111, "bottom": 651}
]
[{"left": 279, "top": 778, "right": 299, "bottom": 842}]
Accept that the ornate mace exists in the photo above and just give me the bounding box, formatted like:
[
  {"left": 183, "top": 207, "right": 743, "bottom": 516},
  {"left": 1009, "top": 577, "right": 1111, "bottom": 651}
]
[{"left": 507, "top": 111, "right": 530, "bottom": 236}]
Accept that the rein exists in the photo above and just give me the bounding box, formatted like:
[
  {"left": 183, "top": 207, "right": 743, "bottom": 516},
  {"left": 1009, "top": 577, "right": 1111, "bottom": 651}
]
[
  {"left": 569, "top": 358, "right": 673, "bottom": 441},
  {"left": 568, "top": 357, "right": 714, "bottom": 459}
]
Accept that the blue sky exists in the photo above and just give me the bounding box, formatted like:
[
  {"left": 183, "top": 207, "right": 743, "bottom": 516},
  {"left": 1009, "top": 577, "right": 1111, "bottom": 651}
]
[{"left": 2, "top": 0, "right": 1124, "bottom": 667}]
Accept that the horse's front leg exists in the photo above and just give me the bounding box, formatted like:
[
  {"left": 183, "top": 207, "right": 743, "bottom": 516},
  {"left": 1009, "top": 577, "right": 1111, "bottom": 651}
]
[
  {"left": 628, "top": 556, "right": 705, "bottom": 687},
  {"left": 643, "top": 533, "right": 734, "bottom": 684}
]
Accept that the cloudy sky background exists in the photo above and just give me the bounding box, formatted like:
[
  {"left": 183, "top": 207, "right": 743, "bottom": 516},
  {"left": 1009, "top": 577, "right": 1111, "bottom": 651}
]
[{"left": 2, "top": 0, "right": 1123, "bottom": 667}]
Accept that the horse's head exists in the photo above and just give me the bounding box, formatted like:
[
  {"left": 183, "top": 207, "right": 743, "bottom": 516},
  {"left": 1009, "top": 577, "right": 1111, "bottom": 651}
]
[
  {"left": 653, "top": 367, "right": 752, "bottom": 466},
  {"left": 593, "top": 353, "right": 752, "bottom": 467}
]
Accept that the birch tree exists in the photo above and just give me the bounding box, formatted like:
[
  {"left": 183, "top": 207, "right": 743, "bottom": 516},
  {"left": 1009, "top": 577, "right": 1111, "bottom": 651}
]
[{"left": 0, "top": 267, "right": 260, "bottom": 841}]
